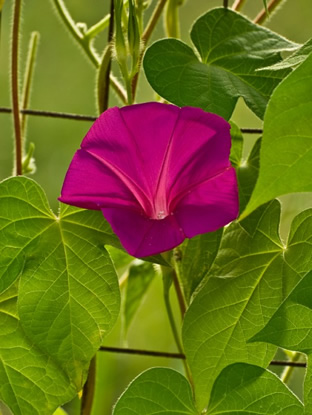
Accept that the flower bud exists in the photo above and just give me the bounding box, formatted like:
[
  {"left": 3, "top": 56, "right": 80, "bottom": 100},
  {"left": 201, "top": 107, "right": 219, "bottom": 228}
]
[
  {"left": 128, "top": 0, "right": 141, "bottom": 75},
  {"left": 114, "top": 0, "right": 127, "bottom": 73}
]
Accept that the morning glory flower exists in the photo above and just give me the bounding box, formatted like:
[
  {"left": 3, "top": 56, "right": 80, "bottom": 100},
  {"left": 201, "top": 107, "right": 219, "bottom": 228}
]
[{"left": 59, "top": 102, "right": 239, "bottom": 257}]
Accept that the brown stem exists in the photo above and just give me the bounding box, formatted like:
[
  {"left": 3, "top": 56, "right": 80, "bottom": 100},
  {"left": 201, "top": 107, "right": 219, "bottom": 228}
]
[
  {"left": 81, "top": 356, "right": 96, "bottom": 415},
  {"left": 254, "top": 0, "right": 285, "bottom": 25},
  {"left": 232, "top": 0, "right": 247, "bottom": 11},
  {"left": 21, "top": 32, "right": 39, "bottom": 138},
  {"left": 11, "top": 0, "right": 23, "bottom": 176},
  {"left": 223, "top": 0, "right": 229, "bottom": 8}
]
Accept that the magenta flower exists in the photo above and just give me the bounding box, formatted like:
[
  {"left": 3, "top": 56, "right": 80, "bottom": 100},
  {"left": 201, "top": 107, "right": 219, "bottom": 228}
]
[{"left": 59, "top": 103, "right": 238, "bottom": 257}]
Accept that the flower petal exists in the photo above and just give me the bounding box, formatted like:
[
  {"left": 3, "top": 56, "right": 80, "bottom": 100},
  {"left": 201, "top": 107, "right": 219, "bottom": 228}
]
[
  {"left": 166, "top": 107, "right": 232, "bottom": 204},
  {"left": 174, "top": 168, "right": 239, "bottom": 237},
  {"left": 119, "top": 102, "right": 180, "bottom": 192},
  {"left": 101, "top": 207, "right": 185, "bottom": 257},
  {"left": 59, "top": 149, "right": 143, "bottom": 211}
]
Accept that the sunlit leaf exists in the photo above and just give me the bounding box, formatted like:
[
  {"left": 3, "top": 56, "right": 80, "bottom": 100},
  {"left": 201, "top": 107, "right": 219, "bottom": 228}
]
[
  {"left": 183, "top": 200, "right": 312, "bottom": 410},
  {"left": 259, "top": 38, "right": 311, "bottom": 71},
  {"left": 113, "top": 368, "right": 198, "bottom": 415},
  {"left": 237, "top": 137, "right": 261, "bottom": 213},
  {"left": 207, "top": 363, "right": 303, "bottom": 414},
  {"left": 243, "top": 53, "right": 312, "bottom": 217},
  {"left": 0, "top": 177, "right": 120, "bottom": 413}
]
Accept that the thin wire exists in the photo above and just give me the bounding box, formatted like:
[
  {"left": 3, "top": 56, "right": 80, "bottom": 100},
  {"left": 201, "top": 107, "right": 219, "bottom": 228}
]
[
  {"left": 99, "top": 346, "right": 307, "bottom": 367},
  {"left": 0, "top": 107, "right": 263, "bottom": 134}
]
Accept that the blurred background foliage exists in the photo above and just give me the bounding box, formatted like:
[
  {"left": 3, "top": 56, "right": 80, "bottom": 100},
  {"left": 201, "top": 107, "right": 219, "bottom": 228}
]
[{"left": 1, "top": 1, "right": 312, "bottom": 413}]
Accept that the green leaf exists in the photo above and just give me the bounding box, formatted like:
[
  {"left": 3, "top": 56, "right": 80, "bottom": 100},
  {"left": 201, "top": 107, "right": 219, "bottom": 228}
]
[
  {"left": 143, "top": 8, "right": 297, "bottom": 120},
  {"left": 106, "top": 246, "right": 135, "bottom": 276},
  {"left": 0, "top": 177, "right": 120, "bottom": 293},
  {"left": 249, "top": 256, "right": 312, "bottom": 411},
  {"left": 174, "top": 230, "right": 223, "bottom": 304},
  {"left": 243, "top": 53, "right": 312, "bottom": 218},
  {"left": 259, "top": 38, "right": 311, "bottom": 71},
  {"left": 113, "top": 368, "right": 198, "bottom": 415},
  {"left": 123, "top": 262, "right": 156, "bottom": 332},
  {"left": 229, "top": 121, "right": 243, "bottom": 168},
  {"left": 0, "top": 177, "right": 120, "bottom": 413},
  {"left": 237, "top": 137, "right": 261, "bottom": 213},
  {"left": 304, "top": 363, "right": 312, "bottom": 413},
  {"left": 207, "top": 363, "right": 303, "bottom": 414},
  {"left": 183, "top": 201, "right": 312, "bottom": 410},
  {"left": 97, "top": 45, "right": 112, "bottom": 114},
  {"left": 0, "top": 284, "right": 76, "bottom": 415},
  {"left": 174, "top": 128, "right": 259, "bottom": 304},
  {"left": 53, "top": 408, "right": 68, "bottom": 415},
  {"left": 250, "top": 267, "right": 312, "bottom": 352}
]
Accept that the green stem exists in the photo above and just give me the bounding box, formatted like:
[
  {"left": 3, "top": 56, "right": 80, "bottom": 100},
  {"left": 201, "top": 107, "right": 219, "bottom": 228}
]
[
  {"left": 11, "top": 0, "right": 23, "bottom": 176},
  {"left": 162, "top": 266, "right": 193, "bottom": 389},
  {"left": 232, "top": 0, "right": 247, "bottom": 11},
  {"left": 171, "top": 269, "right": 186, "bottom": 318},
  {"left": 52, "top": 0, "right": 99, "bottom": 65},
  {"left": 81, "top": 356, "right": 96, "bottom": 415},
  {"left": 280, "top": 351, "right": 302, "bottom": 384},
  {"left": 21, "top": 32, "right": 39, "bottom": 138},
  {"left": 52, "top": 0, "right": 127, "bottom": 103},
  {"left": 131, "top": 0, "right": 168, "bottom": 100},
  {"left": 254, "top": 0, "right": 285, "bottom": 24},
  {"left": 85, "top": 14, "right": 110, "bottom": 40},
  {"left": 165, "top": 0, "right": 180, "bottom": 38},
  {"left": 125, "top": 77, "right": 133, "bottom": 105}
]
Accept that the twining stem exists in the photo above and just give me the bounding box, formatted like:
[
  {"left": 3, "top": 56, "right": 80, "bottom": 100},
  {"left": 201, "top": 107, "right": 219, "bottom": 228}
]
[
  {"left": 131, "top": 0, "right": 168, "bottom": 100},
  {"left": 254, "top": 0, "right": 285, "bottom": 24},
  {"left": 280, "top": 351, "right": 302, "bottom": 384},
  {"left": 223, "top": 0, "right": 229, "bottom": 8},
  {"left": 232, "top": 0, "right": 247, "bottom": 11},
  {"left": 11, "top": 0, "right": 23, "bottom": 176},
  {"left": 81, "top": 356, "right": 96, "bottom": 415},
  {"left": 52, "top": 0, "right": 127, "bottom": 104},
  {"left": 21, "top": 32, "right": 39, "bottom": 137}
]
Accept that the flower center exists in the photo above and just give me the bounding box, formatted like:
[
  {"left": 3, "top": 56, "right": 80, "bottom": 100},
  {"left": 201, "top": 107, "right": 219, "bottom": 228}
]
[{"left": 157, "top": 210, "right": 166, "bottom": 220}]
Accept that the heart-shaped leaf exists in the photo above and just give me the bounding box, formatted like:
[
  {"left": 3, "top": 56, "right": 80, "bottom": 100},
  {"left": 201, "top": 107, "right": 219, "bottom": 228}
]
[
  {"left": 207, "top": 363, "right": 303, "bottom": 414},
  {"left": 183, "top": 201, "right": 312, "bottom": 410},
  {"left": 243, "top": 53, "right": 312, "bottom": 217},
  {"left": 0, "top": 177, "right": 120, "bottom": 413},
  {"left": 143, "top": 8, "right": 297, "bottom": 120},
  {"left": 113, "top": 368, "right": 198, "bottom": 415}
]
